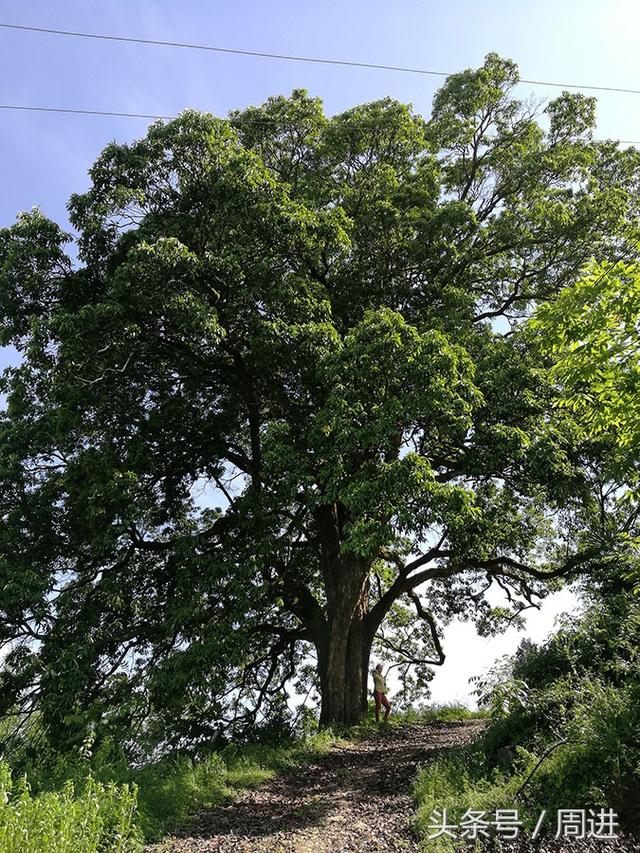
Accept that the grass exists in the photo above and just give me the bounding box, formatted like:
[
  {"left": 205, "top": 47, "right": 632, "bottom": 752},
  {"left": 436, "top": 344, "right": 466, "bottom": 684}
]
[
  {"left": 412, "top": 740, "right": 532, "bottom": 853},
  {"left": 412, "top": 684, "right": 640, "bottom": 851},
  {"left": 112, "top": 729, "right": 338, "bottom": 842},
  {"left": 132, "top": 703, "right": 483, "bottom": 844},
  {"left": 0, "top": 730, "right": 338, "bottom": 850}
]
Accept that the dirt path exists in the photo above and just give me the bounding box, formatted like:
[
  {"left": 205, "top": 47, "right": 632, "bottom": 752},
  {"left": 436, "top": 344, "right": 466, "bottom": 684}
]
[{"left": 147, "top": 719, "right": 486, "bottom": 853}]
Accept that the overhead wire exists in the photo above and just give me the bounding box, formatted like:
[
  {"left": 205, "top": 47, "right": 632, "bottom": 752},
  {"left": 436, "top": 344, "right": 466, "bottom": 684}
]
[
  {"left": 1, "top": 21, "right": 640, "bottom": 142},
  {"left": 0, "top": 102, "right": 638, "bottom": 145},
  {"left": 1, "top": 22, "right": 639, "bottom": 318},
  {"left": 0, "top": 104, "right": 175, "bottom": 120},
  {"left": 2, "top": 21, "right": 640, "bottom": 97}
]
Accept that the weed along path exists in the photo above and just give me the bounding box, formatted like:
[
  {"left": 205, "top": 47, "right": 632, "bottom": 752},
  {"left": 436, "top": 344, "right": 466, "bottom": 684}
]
[{"left": 147, "top": 719, "right": 486, "bottom": 853}]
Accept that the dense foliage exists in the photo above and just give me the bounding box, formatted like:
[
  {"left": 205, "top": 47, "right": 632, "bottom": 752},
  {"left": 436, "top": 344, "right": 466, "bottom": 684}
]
[
  {"left": 414, "top": 560, "right": 640, "bottom": 849},
  {"left": 2, "top": 51, "right": 640, "bottom": 754},
  {"left": 412, "top": 253, "right": 640, "bottom": 847},
  {"left": 0, "top": 766, "right": 140, "bottom": 853},
  {"left": 532, "top": 258, "right": 640, "bottom": 455}
]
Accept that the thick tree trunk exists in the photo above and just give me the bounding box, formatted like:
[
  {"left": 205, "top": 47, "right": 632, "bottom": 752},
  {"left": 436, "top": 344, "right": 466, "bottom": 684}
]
[
  {"left": 314, "top": 503, "right": 376, "bottom": 726},
  {"left": 317, "top": 616, "right": 372, "bottom": 726}
]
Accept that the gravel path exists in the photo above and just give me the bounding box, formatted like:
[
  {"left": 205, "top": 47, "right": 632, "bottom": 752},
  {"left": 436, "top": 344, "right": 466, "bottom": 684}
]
[{"left": 146, "top": 719, "right": 486, "bottom": 853}]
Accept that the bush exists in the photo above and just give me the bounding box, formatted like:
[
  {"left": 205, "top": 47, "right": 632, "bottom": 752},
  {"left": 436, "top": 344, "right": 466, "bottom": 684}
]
[
  {"left": 413, "top": 588, "right": 640, "bottom": 849},
  {"left": 0, "top": 721, "right": 337, "bottom": 845},
  {"left": 0, "top": 762, "right": 141, "bottom": 852}
]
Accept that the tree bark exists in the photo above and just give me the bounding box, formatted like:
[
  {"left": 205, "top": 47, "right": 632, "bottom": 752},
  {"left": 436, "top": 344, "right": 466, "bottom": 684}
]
[
  {"left": 317, "top": 607, "right": 373, "bottom": 726},
  {"left": 314, "top": 503, "right": 374, "bottom": 726}
]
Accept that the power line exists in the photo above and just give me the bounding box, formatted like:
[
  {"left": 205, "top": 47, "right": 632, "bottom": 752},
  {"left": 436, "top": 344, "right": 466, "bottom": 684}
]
[
  {"left": 3, "top": 21, "right": 640, "bottom": 97},
  {"left": 0, "top": 103, "right": 174, "bottom": 120},
  {"left": 0, "top": 102, "right": 418, "bottom": 129},
  {"left": 0, "top": 102, "right": 414, "bottom": 127},
  {"left": 0, "top": 102, "right": 639, "bottom": 145}
]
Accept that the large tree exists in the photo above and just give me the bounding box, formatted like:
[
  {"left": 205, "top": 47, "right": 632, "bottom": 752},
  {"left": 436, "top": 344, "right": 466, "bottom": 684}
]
[{"left": 2, "top": 54, "right": 640, "bottom": 745}]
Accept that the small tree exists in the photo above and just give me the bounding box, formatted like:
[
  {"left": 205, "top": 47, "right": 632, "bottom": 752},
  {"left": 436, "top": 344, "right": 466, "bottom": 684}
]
[{"left": 1, "top": 53, "right": 639, "bottom": 743}]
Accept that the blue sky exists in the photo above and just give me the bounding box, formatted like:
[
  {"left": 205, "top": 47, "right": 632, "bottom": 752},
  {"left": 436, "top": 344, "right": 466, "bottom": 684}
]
[
  {"left": 1, "top": 1, "right": 635, "bottom": 702},
  {"left": 3, "top": 0, "right": 640, "bottom": 235}
]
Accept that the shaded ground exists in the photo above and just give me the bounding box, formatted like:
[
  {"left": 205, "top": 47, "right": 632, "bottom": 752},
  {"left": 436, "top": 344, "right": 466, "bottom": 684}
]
[{"left": 147, "top": 719, "right": 486, "bottom": 852}]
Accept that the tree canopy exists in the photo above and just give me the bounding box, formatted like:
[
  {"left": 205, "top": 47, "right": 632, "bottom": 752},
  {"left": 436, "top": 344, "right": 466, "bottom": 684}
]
[{"left": 2, "top": 52, "right": 640, "bottom": 750}]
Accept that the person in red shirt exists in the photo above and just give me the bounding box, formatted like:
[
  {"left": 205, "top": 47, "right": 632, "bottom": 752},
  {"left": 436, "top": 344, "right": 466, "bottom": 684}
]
[{"left": 372, "top": 663, "right": 392, "bottom": 722}]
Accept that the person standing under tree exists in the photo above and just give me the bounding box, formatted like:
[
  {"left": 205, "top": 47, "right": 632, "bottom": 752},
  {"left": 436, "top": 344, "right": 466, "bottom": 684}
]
[{"left": 372, "top": 663, "right": 392, "bottom": 723}]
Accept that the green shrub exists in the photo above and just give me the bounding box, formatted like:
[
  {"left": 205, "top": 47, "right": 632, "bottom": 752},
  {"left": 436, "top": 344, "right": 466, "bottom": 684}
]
[
  {"left": 0, "top": 762, "right": 141, "bottom": 852},
  {"left": 0, "top": 722, "right": 337, "bottom": 845},
  {"left": 414, "top": 630, "right": 640, "bottom": 848},
  {"left": 520, "top": 678, "right": 640, "bottom": 827},
  {"left": 0, "top": 703, "right": 488, "bottom": 847}
]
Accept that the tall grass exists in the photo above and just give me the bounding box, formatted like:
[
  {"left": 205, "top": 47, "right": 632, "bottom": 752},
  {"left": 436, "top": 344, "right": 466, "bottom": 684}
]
[
  {"left": 124, "top": 729, "right": 336, "bottom": 841},
  {"left": 0, "top": 762, "right": 141, "bottom": 852}
]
